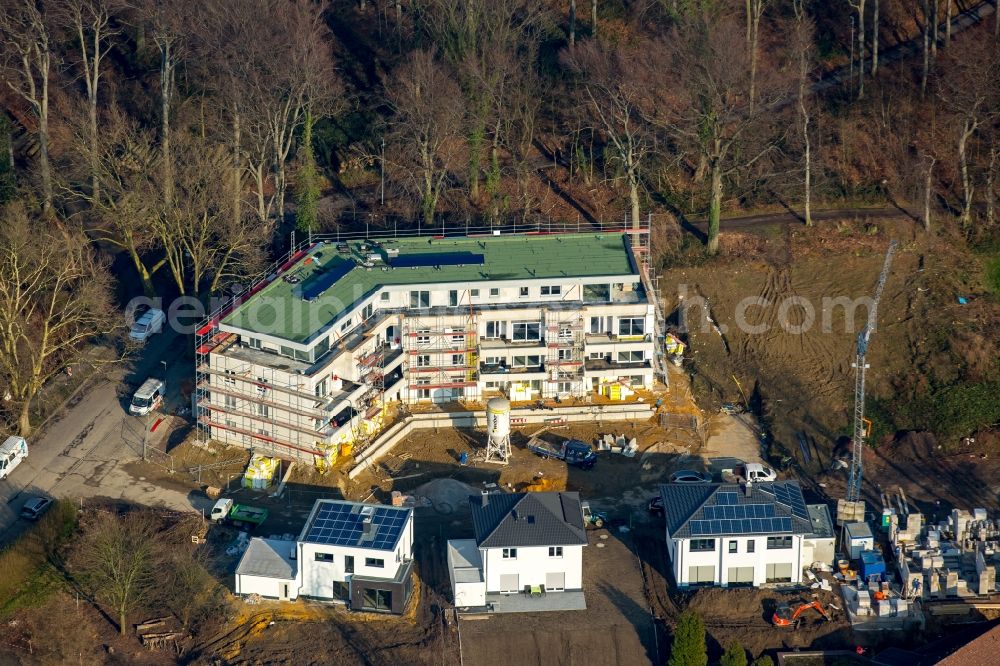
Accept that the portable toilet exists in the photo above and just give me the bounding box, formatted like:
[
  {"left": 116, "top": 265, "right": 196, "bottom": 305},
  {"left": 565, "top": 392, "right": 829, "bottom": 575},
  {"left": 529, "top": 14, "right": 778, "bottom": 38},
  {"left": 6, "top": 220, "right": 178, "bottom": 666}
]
[
  {"left": 843, "top": 522, "right": 875, "bottom": 560},
  {"left": 860, "top": 550, "right": 887, "bottom": 582}
]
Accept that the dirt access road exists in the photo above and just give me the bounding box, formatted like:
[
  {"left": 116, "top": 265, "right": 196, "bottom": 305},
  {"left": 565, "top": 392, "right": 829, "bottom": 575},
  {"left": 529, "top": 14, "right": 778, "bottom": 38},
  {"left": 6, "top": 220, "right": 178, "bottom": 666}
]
[{"left": 0, "top": 329, "right": 208, "bottom": 545}]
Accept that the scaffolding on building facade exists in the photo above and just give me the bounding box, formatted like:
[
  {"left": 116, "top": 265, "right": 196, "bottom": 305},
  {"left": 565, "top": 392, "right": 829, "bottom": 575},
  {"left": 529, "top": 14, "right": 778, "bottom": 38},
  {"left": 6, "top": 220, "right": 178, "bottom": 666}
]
[{"left": 401, "top": 297, "right": 480, "bottom": 402}]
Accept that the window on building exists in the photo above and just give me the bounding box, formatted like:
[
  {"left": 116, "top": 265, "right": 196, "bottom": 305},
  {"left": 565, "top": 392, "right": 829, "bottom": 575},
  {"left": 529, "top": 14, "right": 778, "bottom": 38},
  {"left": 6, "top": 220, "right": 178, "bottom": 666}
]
[
  {"left": 471, "top": 289, "right": 480, "bottom": 298},
  {"left": 449, "top": 290, "right": 459, "bottom": 306},
  {"left": 416, "top": 329, "right": 430, "bottom": 344},
  {"left": 252, "top": 403, "right": 269, "bottom": 418},
  {"left": 589, "top": 351, "right": 606, "bottom": 360},
  {"left": 380, "top": 291, "right": 390, "bottom": 301},
  {"left": 529, "top": 379, "right": 542, "bottom": 391},
  {"left": 690, "top": 539, "right": 716, "bottom": 552},
  {"left": 502, "top": 548, "right": 518, "bottom": 559},
  {"left": 365, "top": 557, "right": 385, "bottom": 568},
  {"left": 617, "top": 351, "right": 644, "bottom": 363},
  {"left": 511, "top": 321, "right": 540, "bottom": 341},
  {"left": 559, "top": 327, "right": 573, "bottom": 341},
  {"left": 313, "top": 336, "right": 330, "bottom": 360},
  {"left": 247, "top": 337, "right": 262, "bottom": 349},
  {"left": 519, "top": 286, "right": 529, "bottom": 297},
  {"left": 489, "top": 287, "right": 499, "bottom": 297},
  {"left": 766, "top": 536, "right": 793, "bottom": 550},
  {"left": 765, "top": 562, "right": 793, "bottom": 583},
  {"left": 280, "top": 345, "right": 295, "bottom": 358},
  {"left": 618, "top": 318, "right": 645, "bottom": 336},
  {"left": 747, "top": 540, "right": 755, "bottom": 553},
  {"left": 511, "top": 355, "right": 541, "bottom": 368},
  {"left": 485, "top": 321, "right": 507, "bottom": 339},
  {"left": 583, "top": 284, "right": 610, "bottom": 301},
  {"left": 484, "top": 356, "right": 504, "bottom": 366},
  {"left": 362, "top": 588, "right": 392, "bottom": 611},
  {"left": 415, "top": 354, "right": 431, "bottom": 367},
  {"left": 548, "top": 546, "right": 563, "bottom": 557},
  {"left": 729, "top": 540, "right": 738, "bottom": 554},
  {"left": 541, "top": 285, "right": 562, "bottom": 296},
  {"left": 557, "top": 382, "right": 573, "bottom": 393},
  {"left": 557, "top": 349, "right": 572, "bottom": 360},
  {"left": 409, "top": 290, "right": 430, "bottom": 308},
  {"left": 362, "top": 303, "right": 374, "bottom": 320},
  {"left": 451, "top": 354, "right": 465, "bottom": 366},
  {"left": 340, "top": 319, "right": 352, "bottom": 333},
  {"left": 314, "top": 379, "right": 327, "bottom": 398},
  {"left": 314, "top": 552, "right": 333, "bottom": 562},
  {"left": 224, "top": 394, "right": 237, "bottom": 408}
]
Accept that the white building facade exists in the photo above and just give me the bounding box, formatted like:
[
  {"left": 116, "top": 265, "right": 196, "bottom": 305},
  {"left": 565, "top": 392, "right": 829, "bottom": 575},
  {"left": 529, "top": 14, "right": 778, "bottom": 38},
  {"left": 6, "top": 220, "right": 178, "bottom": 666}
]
[
  {"left": 448, "top": 490, "right": 590, "bottom": 610},
  {"left": 235, "top": 500, "right": 415, "bottom": 614},
  {"left": 659, "top": 482, "right": 817, "bottom": 588},
  {"left": 195, "top": 231, "right": 660, "bottom": 460}
]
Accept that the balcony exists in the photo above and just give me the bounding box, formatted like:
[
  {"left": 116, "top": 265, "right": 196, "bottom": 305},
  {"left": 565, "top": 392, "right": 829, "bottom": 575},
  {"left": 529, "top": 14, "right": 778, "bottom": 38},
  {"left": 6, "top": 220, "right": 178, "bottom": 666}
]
[{"left": 584, "top": 358, "right": 652, "bottom": 372}]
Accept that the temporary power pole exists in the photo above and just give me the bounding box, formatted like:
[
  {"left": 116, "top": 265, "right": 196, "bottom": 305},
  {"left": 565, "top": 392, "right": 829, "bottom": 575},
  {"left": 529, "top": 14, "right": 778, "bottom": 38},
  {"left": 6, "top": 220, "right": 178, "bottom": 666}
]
[{"left": 846, "top": 240, "right": 897, "bottom": 503}]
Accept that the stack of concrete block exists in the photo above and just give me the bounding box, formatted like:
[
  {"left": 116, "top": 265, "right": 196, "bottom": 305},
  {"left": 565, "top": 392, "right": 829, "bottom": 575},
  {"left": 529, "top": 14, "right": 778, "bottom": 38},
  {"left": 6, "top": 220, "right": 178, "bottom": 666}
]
[
  {"left": 952, "top": 509, "right": 973, "bottom": 539},
  {"left": 892, "top": 598, "right": 909, "bottom": 616},
  {"left": 876, "top": 600, "right": 893, "bottom": 617},
  {"left": 927, "top": 530, "right": 941, "bottom": 548},
  {"left": 929, "top": 571, "right": 941, "bottom": 595},
  {"left": 945, "top": 570, "right": 960, "bottom": 595}
]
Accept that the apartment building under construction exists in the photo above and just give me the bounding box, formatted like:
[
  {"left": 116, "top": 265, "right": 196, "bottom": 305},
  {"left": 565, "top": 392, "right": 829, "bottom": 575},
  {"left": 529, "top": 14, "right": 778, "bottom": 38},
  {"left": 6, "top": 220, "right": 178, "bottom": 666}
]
[{"left": 194, "top": 224, "right": 664, "bottom": 461}]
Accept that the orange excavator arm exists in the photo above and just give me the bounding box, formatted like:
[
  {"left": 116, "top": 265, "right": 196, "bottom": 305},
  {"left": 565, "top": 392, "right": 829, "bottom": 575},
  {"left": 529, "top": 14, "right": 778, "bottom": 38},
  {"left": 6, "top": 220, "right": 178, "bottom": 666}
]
[{"left": 791, "top": 601, "right": 830, "bottom": 622}]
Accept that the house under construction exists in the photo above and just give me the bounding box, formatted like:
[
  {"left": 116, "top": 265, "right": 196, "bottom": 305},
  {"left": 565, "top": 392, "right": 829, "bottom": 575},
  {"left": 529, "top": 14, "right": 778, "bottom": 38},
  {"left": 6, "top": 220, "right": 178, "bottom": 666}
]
[{"left": 194, "top": 221, "right": 664, "bottom": 462}]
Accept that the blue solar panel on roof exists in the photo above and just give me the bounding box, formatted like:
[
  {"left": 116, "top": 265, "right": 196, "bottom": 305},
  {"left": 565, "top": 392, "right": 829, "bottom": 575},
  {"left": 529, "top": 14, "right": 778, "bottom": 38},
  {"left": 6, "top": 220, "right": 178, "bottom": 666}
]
[
  {"left": 301, "top": 261, "right": 354, "bottom": 301},
  {"left": 717, "top": 492, "right": 738, "bottom": 505},
  {"left": 304, "top": 502, "right": 408, "bottom": 549},
  {"left": 390, "top": 251, "right": 485, "bottom": 268}
]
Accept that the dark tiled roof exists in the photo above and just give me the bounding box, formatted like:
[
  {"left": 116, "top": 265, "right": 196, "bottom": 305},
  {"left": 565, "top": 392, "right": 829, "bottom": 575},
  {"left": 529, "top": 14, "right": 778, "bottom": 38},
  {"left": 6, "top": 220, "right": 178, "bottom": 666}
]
[
  {"left": 658, "top": 481, "right": 813, "bottom": 539},
  {"left": 469, "top": 492, "right": 588, "bottom": 548}
]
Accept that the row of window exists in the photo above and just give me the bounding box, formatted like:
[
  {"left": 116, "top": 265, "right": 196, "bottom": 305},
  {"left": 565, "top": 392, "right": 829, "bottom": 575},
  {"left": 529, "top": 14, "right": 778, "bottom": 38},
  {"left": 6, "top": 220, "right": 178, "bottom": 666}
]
[
  {"left": 314, "top": 552, "right": 384, "bottom": 568},
  {"left": 407, "top": 285, "right": 565, "bottom": 310},
  {"left": 501, "top": 547, "right": 564, "bottom": 559},
  {"left": 689, "top": 536, "right": 792, "bottom": 552}
]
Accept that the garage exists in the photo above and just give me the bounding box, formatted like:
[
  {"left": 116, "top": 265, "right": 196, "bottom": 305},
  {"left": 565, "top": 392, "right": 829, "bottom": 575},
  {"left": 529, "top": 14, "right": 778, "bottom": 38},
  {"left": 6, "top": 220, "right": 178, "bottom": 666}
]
[
  {"left": 545, "top": 572, "right": 565, "bottom": 591},
  {"left": 766, "top": 562, "right": 794, "bottom": 583},
  {"left": 499, "top": 574, "right": 520, "bottom": 594},
  {"left": 727, "top": 567, "right": 754, "bottom": 586},
  {"left": 688, "top": 565, "right": 716, "bottom": 585}
]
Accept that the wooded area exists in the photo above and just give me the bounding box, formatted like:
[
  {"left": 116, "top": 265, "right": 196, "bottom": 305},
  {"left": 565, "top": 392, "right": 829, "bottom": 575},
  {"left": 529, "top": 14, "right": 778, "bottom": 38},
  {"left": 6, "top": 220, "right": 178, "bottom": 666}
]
[{"left": 0, "top": 0, "right": 997, "bottom": 431}]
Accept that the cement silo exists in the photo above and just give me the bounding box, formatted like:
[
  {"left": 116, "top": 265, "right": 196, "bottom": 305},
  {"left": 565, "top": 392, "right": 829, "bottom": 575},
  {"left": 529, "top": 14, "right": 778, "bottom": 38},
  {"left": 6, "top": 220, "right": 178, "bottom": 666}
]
[{"left": 485, "top": 397, "right": 511, "bottom": 464}]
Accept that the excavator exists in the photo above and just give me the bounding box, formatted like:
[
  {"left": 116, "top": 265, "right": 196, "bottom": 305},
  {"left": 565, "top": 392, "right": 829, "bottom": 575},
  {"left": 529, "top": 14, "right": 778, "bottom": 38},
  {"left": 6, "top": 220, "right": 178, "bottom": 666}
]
[{"left": 772, "top": 601, "right": 832, "bottom": 628}]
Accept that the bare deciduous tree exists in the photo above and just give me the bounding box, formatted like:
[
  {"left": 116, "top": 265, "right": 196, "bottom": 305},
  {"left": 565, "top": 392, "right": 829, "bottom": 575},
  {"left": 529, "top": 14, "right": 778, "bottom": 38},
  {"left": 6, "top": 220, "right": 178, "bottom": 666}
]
[
  {"left": 653, "top": 16, "right": 789, "bottom": 253},
  {"left": 747, "top": 0, "right": 767, "bottom": 113},
  {"left": 792, "top": 0, "right": 815, "bottom": 227},
  {"left": 0, "top": 3, "right": 54, "bottom": 212},
  {"left": 55, "top": 0, "right": 122, "bottom": 204},
  {"left": 563, "top": 39, "right": 651, "bottom": 229},
  {"left": 386, "top": 51, "right": 464, "bottom": 227},
  {"left": 73, "top": 511, "right": 160, "bottom": 636},
  {"left": 847, "top": 0, "right": 867, "bottom": 99},
  {"left": 0, "top": 203, "right": 117, "bottom": 434}
]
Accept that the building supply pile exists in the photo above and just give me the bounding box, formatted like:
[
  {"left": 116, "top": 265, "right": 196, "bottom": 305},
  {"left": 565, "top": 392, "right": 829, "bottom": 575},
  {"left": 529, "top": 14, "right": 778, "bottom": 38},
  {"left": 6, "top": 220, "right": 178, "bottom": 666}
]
[
  {"left": 893, "top": 505, "right": 1000, "bottom": 600},
  {"left": 243, "top": 454, "right": 280, "bottom": 489},
  {"left": 664, "top": 334, "right": 685, "bottom": 366},
  {"left": 596, "top": 433, "right": 638, "bottom": 457}
]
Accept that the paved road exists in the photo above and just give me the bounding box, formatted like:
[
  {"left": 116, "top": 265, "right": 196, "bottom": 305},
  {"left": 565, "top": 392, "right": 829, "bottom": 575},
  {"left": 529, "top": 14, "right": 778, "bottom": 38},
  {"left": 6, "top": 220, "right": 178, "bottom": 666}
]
[{"left": 0, "top": 330, "right": 210, "bottom": 544}]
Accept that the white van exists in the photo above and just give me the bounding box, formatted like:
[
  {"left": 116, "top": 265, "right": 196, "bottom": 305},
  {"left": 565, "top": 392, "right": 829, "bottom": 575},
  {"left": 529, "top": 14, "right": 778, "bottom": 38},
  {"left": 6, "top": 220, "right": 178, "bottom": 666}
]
[
  {"left": 129, "top": 378, "right": 165, "bottom": 416},
  {"left": 129, "top": 308, "right": 165, "bottom": 343},
  {"left": 0, "top": 436, "right": 29, "bottom": 480}
]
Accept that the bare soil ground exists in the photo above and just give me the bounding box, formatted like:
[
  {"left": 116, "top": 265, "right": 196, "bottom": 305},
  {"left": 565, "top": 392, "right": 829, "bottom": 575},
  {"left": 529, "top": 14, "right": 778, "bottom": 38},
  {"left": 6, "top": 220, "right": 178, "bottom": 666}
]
[{"left": 662, "top": 218, "right": 1000, "bottom": 511}]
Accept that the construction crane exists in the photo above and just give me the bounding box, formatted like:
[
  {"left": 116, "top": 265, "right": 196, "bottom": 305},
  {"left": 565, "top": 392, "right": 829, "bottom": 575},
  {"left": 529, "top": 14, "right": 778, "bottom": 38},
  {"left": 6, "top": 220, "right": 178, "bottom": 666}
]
[{"left": 846, "top": 240, "right": 898, "bottom": 503}]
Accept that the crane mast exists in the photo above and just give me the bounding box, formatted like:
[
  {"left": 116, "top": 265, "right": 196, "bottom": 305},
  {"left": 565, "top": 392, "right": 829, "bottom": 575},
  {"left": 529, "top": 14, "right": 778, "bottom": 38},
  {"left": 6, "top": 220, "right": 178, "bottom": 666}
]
[{"left": 846, "top": 240, "right": 897, "bottom": 503}]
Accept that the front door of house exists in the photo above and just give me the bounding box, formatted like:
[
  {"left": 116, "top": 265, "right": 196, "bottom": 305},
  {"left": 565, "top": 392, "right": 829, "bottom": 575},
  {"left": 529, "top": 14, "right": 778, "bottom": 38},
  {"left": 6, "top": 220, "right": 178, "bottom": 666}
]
[{"left": 345, "top": 555, "right": 354, "bottom": 574}]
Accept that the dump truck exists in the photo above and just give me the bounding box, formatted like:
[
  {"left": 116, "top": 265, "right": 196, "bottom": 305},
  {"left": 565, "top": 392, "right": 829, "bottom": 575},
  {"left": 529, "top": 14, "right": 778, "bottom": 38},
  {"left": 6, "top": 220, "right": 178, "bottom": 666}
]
[
  {"left": 210, "top": 498, "right": 268, "bottom": 529},
  {"left": 527, "top": 438, "right": 597, "bottom": 470}
]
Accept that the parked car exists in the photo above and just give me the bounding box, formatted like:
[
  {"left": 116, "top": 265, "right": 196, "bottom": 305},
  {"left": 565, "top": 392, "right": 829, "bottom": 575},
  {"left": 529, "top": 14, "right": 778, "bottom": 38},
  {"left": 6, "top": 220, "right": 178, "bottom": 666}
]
[
  {"left": 129, "top": 308, "right": 165, "bottom": 343},
  {"left": 0, "top": 436, "right": 29, "bottom": 480},
  {"left": 648, "top": 496, "right": 664, "bottom": 516},
  {"left": 734, "top": 463, "right": 777, "bottom": 483},
  {"left": 668, "top": 470, "right": 713, "bottom": 484},
  {"left": 20, "top": 496, "right": 53, "bottom": 520},
  {"left": 129, "top": 377, "right": 165, "bottom": 416}
]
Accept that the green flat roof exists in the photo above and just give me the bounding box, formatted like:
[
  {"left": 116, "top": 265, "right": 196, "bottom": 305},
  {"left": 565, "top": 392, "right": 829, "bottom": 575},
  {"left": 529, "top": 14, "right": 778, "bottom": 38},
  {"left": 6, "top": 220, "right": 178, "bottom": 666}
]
[{"left": 221, "top": 232, "right": 637, "bottom": 344}]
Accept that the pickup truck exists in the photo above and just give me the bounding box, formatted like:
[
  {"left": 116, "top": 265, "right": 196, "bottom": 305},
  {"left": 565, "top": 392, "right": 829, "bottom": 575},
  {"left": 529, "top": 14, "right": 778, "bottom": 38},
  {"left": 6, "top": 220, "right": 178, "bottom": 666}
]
[
  {"left": 210, "top": 498, "right": 268, "bottom": 529},
  {"left": 722, "top": 462, "right": 778, "bottom": 483},
  {"left": 527, "top": 438, "right": 597, "bottom": 470}
]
